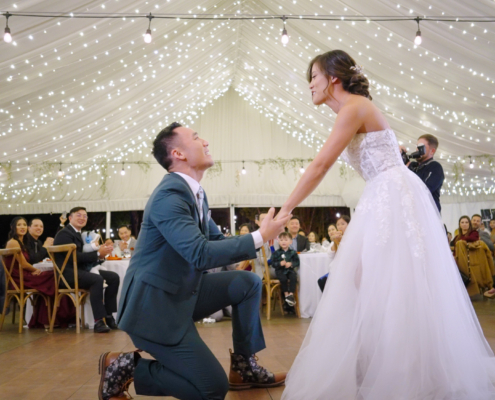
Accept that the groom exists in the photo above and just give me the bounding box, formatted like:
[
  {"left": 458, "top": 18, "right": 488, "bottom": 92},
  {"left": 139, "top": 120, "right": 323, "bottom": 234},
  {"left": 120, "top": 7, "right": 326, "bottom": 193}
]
[{"left": 98, "top": 122, "right": 289, "bottom": 400}]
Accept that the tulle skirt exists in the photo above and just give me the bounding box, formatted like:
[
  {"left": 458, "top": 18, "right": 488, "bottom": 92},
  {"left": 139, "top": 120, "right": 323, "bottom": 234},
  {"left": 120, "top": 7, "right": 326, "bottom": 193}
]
[{"left": 282, "top": 166, "right": 495, "bottom": 400}]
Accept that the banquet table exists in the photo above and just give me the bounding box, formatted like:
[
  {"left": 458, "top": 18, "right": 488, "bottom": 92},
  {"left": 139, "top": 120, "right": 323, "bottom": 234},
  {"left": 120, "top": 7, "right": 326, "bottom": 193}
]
[
  {"left": 26, "top": 258, "right": 131, "bottom": 329},
  {"left": 297, "top": 252, "right": 331, "bottom": 318}
]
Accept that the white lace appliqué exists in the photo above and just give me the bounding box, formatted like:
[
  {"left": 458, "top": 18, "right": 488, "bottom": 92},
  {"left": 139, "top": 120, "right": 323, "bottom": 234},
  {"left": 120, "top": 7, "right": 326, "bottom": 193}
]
[{"left": 346, "top": 130, "right": 426, "bottom": 259}]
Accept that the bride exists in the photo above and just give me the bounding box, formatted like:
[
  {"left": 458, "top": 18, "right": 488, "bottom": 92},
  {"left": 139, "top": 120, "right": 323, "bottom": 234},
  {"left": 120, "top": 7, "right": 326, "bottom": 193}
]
[{"left": 277, "top": 50, "right": 495, "bottom": 399}]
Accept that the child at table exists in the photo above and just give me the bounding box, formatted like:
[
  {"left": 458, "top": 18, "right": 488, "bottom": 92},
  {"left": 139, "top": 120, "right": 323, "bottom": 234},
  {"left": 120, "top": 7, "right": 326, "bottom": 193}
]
[{"left": 271, "top": 232, "right": 300, "bottom": 307}]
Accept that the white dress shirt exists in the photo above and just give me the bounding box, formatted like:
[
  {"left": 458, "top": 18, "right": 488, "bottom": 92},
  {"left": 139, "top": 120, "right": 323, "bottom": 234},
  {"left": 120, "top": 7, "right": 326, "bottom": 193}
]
[{"left": 173, "top": 172, "right": 263, "bottom": 249}]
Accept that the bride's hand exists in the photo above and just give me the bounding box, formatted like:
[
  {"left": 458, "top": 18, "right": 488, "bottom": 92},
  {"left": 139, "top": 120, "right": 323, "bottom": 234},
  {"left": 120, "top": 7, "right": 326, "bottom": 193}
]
[{"left": 275, "top": 207, "right": 291, "bottom": 222}]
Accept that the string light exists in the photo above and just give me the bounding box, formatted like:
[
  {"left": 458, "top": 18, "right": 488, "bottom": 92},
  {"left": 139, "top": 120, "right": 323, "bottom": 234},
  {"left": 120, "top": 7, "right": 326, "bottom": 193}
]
[
  {"left": 57, "top": 163, "right": 64, "bottom": 177},
  {"left": 281, "top": 16, "right": 289, "bottom": 45},
  {"left": 1, "top": 8, "right": 495, "bottom": 209},
  {"left": 241, "top": 161, "right": 247, "bottom": 175},
  {"left": 3, "top": 12, "right": 12, "bottom": 43},
  {"left": 120, "top": 163, "right": 126, "bottom": 176},
  {"left": 300, "top": 164, "right": 305, "bottom": 173},
  {"left": 144, "top": 13, "right": 153, "bottom": 44},
  {"left": 470, "top": 158, "right": 474, "bottom": 169},
  {"left": 414, "top": 17, "right": 422, "bottom": 46}
]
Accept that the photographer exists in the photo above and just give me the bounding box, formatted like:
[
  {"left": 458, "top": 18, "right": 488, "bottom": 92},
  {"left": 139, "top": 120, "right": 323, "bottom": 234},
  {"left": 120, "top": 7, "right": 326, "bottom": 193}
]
[{"left": 400, "top": 134, "right": 444, "bottom": 212}]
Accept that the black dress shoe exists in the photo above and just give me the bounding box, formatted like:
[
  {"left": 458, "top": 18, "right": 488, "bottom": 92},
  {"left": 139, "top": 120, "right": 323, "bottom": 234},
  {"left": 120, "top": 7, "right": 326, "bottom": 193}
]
[
  {"left": 94, "top": 320, "right": 111, "bottom": 333},
  {"left": 106, "top": 316, "right": 119, "bottom": 330}
]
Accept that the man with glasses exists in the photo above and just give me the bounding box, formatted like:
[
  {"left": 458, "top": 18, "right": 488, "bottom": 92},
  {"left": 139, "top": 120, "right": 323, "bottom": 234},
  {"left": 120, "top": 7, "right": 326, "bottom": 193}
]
[{"left": 53, "top": 207, "right": 119, "bottom": 333}]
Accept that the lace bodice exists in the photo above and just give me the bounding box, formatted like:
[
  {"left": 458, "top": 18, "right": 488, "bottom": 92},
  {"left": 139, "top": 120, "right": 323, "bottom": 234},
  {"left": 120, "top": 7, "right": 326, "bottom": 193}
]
[{"left": 342, "top": 129, "right": 404, "bottom": 181}]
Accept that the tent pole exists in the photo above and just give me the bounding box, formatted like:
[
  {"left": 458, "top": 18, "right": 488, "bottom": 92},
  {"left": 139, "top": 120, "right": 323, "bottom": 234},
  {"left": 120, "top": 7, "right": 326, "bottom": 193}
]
[
  {"left": 230, "top": 204, "right": 236, "bottom": 236},
  {"left": 106, "top": 211, "right": 111, "bottom": 239}
]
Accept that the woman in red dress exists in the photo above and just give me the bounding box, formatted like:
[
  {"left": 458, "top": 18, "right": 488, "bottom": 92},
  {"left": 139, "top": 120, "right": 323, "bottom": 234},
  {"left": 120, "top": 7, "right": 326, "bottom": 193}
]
[{"left": 5, "top": 216, "right": 74, "bottom": 328}]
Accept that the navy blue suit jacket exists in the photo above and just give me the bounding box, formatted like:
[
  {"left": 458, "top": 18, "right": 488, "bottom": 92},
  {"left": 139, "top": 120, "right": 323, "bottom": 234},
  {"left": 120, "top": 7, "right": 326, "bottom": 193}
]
[{"left": 117, "top": 173, "right": 257, "bottom": 345}]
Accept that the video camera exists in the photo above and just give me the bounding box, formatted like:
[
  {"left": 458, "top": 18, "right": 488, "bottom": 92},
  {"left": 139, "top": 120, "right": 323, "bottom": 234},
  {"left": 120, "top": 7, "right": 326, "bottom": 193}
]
[{"left": 401, "top": 144, "right": 426, "bottom": 165}]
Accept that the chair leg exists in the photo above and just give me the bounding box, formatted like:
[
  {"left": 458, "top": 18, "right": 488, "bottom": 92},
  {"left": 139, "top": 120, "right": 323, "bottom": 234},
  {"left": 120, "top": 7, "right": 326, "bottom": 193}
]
[
  {"left": 75, "top": 294, "right": 81, "bottom": 334},
  {"left": 0, "top": 295, "right": 10, "bottom": 331},
  {"left": 266, "top": 284, "right": 271, "bottom": 320},
  {"left": 80, "top": 294, "right": 86, "bottom": 331},
  {"left": 49, "top": 295, "right": 60, "bottom": 333},
  {"left": 18, "top": 295, "right": 25, "bottom": 333},
  {"left": 45, "top": 296, "right": 52, "bottom": 327},
  {"left": 294, "top": 287, "right": 301, "bottom": 319},
  {"left": 11, "top": 300, "right": 16, "bottom": 324},
  {"left": 277, "top": 288, "right": 285, "bottom": 316}
]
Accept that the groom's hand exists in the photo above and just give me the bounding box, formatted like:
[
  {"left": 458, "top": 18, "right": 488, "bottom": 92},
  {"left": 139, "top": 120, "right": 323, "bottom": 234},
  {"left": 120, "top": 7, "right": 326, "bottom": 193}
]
[{"left": 259, "top": 207, "right": 291, "bottom": 243}]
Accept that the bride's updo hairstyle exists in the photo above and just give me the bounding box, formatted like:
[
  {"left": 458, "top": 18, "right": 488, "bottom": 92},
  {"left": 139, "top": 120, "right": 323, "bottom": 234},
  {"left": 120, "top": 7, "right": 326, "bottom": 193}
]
[{"left": 307, "top": 50, "right": 372, "bottom": 100}]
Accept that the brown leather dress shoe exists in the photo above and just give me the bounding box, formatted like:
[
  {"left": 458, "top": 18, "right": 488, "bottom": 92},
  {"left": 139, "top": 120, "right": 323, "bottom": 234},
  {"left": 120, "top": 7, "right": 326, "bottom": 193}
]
[
  {"left": 228, "top": 349, "right": 287, "bottom": 390},
  {"left": 98, "top": 351, "right": 141, "bottom": 400}
]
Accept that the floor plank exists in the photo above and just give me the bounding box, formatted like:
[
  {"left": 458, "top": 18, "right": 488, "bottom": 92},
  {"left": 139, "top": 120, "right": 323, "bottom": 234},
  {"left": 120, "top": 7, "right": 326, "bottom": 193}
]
[{"left": 1, "top": 299, "right": 494, "bottom": 399}]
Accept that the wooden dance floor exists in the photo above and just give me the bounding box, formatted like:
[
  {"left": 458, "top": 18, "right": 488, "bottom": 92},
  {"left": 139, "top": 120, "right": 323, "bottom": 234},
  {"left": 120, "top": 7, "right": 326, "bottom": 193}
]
[{"left": 1, "top": 300, "right": 495, "bottom": 399}]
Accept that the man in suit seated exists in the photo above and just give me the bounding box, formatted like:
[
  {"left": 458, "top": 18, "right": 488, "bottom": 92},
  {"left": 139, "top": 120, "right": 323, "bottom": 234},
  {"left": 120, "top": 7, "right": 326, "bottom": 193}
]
[
  {"left": 117, "top": 225, "right": 137, "bottom": 256},
  {"left": 98, "top": 122, "right": 290, "bottom": 400},
  {"left": 53, "top": 207, "right": 119, "bottom": 333},
  {"left": 277, "top": 216, "right": 310, "bottom": 252}
]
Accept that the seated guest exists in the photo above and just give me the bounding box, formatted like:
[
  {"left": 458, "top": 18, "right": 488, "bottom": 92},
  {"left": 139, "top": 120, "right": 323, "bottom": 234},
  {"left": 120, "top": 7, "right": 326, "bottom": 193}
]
[
  {"left": 318, "top": 217, "right": 351, "bottom": 292},
  {"left": 453, "top": 216, "right": 495, "bottom": 297},
  {"left": 452, "top": 216, "right": 479, "bottom": 254},
  {"left": 308, "top": 231, "right": 320, "bottom": 245},
  {"left": 117, "top": 225, "right": 137, "bottom": 256},
  {"left": 471, "top": 214, "right": 494, "bottom": 253},
  {"left": 327, "top": 216, "right": 350, "bottom": 264},
  {"left": 234, "top": 224, "right": 254, "bottom": 271},
  {"left": 53, "top": 207, "right": 118, "bottom": 333},
  {"left": 25, "top": 218, "right": 54, "bottom": 265},
  {"left": 298, "top": 230, "right": 306, "bottom": 237},
  {"left": 271, "top": 232, "right": 300, "bottom": 307},
  {"left": 254, "top": 213, "right": 277, "bottom": 281},
  {"left": 5, "top": 217, "right": 74, "bottom": 328},
  {"left": 104, "top": 237, "right": 114, "bottom": 246},
  {"left": 238, "top": 223, "right": 252, "bottom": 236},
  {"left": 490, "top": 219, "right": 495, "bottom": 244},
  {"left": 278, "top": 216, "right": 310, "bottom": 252}
]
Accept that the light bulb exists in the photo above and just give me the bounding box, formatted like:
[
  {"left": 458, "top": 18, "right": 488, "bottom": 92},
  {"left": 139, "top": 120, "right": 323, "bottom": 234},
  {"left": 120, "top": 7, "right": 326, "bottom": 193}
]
[
  {"left": 121, "top": 168, "right": 126, "bottom": 175},
  {"left": 336, "top": 213, "right": 341, "bottom": 218},
  {"left": 58, "top": 169, "right": 64, "bottom": 177},
  {"left": 4, "top": 27, "right": 12, "bottom": 43},
  {"left": 144, "top": 28, "right": 152, "bottom": 43},
  {"left": 242, "top": 168, "right": 247, "bottom": 175},
  {"left": 281, "top": 28, "right": 289, "bottom": 45},
  {"left": 470, "top": 162, "right": 474, "bottom": 169},
  {"left": 300, "top": 166, "right": 305, "bottom": 173},
  {"left": 414, "top": 30, "right": 422, "bottom": 45}
]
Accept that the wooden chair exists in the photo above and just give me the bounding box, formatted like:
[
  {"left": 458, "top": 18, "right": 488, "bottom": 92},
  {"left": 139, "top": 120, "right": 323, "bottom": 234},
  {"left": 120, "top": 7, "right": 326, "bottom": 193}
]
[
  {"left": 46, "top": 244, "right": 89, "bottom": 333},
  {"left": 0, "top": 248, "right": 51, "bottom": 333},
  {"left": 236, "top": 259, "right": 255, "bottom": 272},
  {"left": 260, "top": 246, "right": 284, "bottom": 320}
]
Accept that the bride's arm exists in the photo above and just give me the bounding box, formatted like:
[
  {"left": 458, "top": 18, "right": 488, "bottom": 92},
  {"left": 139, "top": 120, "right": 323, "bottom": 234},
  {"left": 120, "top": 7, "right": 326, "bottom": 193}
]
[{"left": 279, "top": 104, "right": 364, "bottom": 217}]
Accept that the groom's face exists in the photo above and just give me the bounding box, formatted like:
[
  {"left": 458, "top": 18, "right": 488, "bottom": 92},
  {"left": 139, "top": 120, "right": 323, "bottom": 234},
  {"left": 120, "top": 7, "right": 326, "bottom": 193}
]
[{"left": 174, "top": 127, "right": 214, "bottom": 171}]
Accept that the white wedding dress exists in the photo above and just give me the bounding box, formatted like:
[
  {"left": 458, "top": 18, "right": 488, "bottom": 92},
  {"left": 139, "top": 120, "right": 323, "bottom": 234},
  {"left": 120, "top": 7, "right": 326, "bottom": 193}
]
[{"left": 282, "top": 129, "right": 495, "bottom": 400}]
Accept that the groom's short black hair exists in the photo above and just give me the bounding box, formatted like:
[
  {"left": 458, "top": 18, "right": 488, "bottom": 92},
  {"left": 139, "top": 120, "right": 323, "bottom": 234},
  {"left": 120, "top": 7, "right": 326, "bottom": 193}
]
[{"left": 153, "top": 122, "right": 182, "bottom": 171}]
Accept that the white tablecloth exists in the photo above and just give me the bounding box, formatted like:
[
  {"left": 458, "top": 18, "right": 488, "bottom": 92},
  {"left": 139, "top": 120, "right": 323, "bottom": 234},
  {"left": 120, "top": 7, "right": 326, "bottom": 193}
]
[
  {"left": 298, "top": 253, "right": 330, "bottom": 318},
  {"left": 26, "top": 259, "right": 131, "bottom": 329}
]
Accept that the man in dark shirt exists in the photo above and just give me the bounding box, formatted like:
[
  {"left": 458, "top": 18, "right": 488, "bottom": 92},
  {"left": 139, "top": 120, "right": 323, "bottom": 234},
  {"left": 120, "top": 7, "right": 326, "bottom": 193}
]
[
  {"left": 25, "top": 218, "right": 53, "bottom": 264},
  {"left": 25, "top": 216, "right": 67, "bottom": 264},
  {"left": 287, "top": 216, "right": 310, "bottom": 252},
  {"left": 404, "top": 134, "right": 444, "bottom": 212}
]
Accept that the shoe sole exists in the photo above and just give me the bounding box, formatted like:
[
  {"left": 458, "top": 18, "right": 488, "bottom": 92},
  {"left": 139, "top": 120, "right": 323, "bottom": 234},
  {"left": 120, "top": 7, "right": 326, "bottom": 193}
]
[
  {"left": 229, "top": 379, "right": 286, "bottom": 390},
  {"left": 98, "top": 352, "right": 110, "bottom": 400}
]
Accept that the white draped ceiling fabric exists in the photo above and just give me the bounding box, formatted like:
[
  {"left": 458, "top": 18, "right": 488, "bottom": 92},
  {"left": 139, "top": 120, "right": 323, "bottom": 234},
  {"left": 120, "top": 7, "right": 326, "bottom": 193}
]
[{"left": 1, "top": 0, "right": 495, "bottom": 232}]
